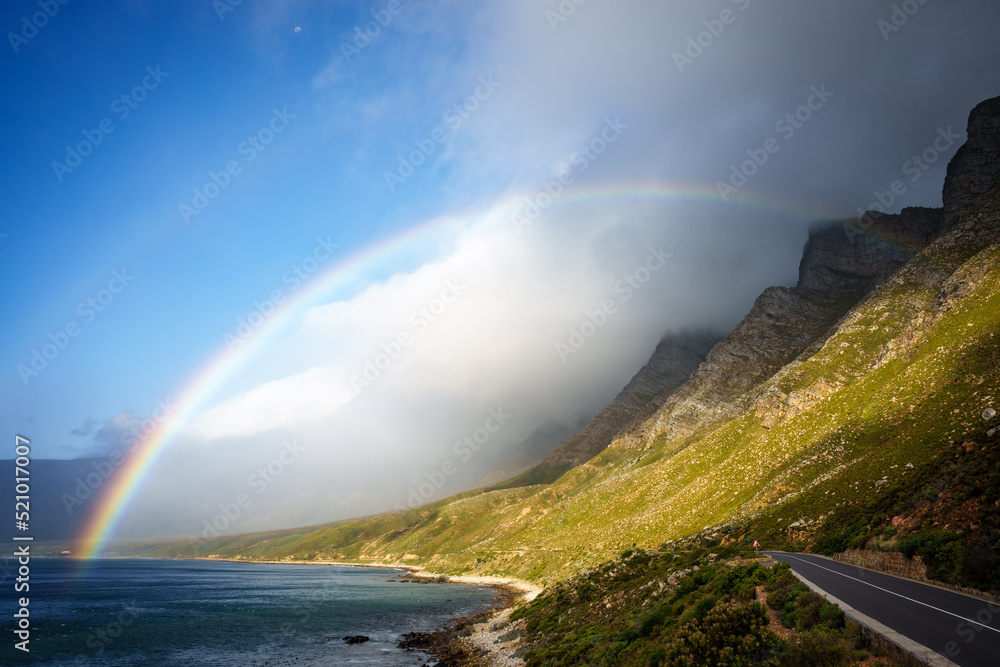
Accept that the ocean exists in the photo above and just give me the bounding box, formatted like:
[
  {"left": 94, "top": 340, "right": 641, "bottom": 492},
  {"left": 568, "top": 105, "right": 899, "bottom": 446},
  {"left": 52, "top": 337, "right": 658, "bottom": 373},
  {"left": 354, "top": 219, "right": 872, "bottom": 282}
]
[{"left": 3, "top": 558, "right": 500, "bottom": 666}]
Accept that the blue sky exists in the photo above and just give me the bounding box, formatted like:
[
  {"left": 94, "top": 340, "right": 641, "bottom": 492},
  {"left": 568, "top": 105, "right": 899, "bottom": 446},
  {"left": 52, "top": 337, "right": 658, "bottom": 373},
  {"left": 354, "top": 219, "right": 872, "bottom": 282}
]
[
  {"left": 3, "top": 0, "right": 491, "bottom": 453},
  {"left": 4, "top": 0, "right": 1000, "bottom": 537}
]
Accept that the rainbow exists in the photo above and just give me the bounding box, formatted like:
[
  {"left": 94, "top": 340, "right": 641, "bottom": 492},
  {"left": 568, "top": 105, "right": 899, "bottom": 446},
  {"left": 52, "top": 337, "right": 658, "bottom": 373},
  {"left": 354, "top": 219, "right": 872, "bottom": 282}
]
[{"left": 76, "top": 181, "right": 838, "bottom": 558}]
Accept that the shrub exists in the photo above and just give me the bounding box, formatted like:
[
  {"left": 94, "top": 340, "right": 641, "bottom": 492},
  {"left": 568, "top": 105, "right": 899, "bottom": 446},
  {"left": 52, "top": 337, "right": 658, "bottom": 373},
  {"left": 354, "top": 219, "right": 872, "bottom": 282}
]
[
  {"left": 616, "top": 628, "right": 640, "bottom": 644},
  {"left": 962, "top": 540, "right": 1000, "bottom": 591},
  {"left": 899, "top": 534, "right": 922, "bottom": 559},
  {"left": 732, "top": 578, "right": 759, "bottom": 602},
  {"left": 674, "top": 577, "right": 697, "bottom": 598},
  {"left": 638, "top": 607, "right": 668, "bottom": 637},
  {"left": 780, "top": 604, "right": 797, "bottom": 629},
  {"left": 792, "top": 592, "right": 825, "bottom": 631},
  {"left": 693, "top": 596, "right": 716, "bottom": 620},
  {"left": 665, "top": 601, "right": 779, "bottom": 666},
  {"left": 766, "top": 570, "right": 806, "bottom": 613},
  {"left": 577, "top": 581, "right": 597, "bottom": 602},
  {"left": 818, "top": 603, "right": 845, "bottom": 629},
  {"left": 899, "top": 531, "right": 964, "bottom": 582},
  {"left": 778, "top": 628, "right": 860, "bottom": 666},
  {"left": 629, "top": 551, "right": 652, "bottom": 567},
  {"left": 764, "top": 564, "right": 795, "bottom": 592}
]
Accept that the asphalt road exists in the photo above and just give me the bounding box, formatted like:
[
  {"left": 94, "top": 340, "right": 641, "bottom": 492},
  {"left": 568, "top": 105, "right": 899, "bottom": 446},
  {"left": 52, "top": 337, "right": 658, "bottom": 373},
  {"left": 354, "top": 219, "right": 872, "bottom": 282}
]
[{"left": 765, "top": 552, "right": 1000, "bottom": 667}]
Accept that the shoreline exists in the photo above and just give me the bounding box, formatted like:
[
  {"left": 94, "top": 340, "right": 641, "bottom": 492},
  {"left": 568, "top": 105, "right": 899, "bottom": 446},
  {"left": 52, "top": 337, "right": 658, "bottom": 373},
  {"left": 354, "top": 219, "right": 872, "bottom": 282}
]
[
  {"left": 394, "top": 572, "right": 535, "bottom": 666},
  {"left": 77, "top": 554, "right": 543, "bottom": 664},
  {"left": 155, "top": 555, "right": 544, "bottom": 599}
]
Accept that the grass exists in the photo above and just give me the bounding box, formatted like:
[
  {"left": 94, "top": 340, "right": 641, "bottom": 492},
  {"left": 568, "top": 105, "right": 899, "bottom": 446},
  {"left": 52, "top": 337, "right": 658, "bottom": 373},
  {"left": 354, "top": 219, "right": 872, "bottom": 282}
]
[
  {"left": 116, "top": 196, "right": 1000, "bottom": 599},
  {"left": 511, "top": 546, "right": 892, "bottom": 666}
]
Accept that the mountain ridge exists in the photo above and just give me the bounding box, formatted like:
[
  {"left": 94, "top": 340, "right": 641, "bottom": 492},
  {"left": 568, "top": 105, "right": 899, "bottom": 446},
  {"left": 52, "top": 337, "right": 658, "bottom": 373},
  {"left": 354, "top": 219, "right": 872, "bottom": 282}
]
[
  {"left": 107, "top": 96, "right": 1000, "bottom": 596},
  {"left": 494, "top": 331, "right": 720, "bottom": 490}
]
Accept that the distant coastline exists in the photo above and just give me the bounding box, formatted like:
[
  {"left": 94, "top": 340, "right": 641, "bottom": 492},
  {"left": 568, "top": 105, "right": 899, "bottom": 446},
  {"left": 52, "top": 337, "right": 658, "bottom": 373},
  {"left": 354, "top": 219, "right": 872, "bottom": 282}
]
[
  {"left": 177, "top": 555, "right": 542, "bottom": 664},
  {"left": 84, "top": 554, "right": 544, "bottom": 597},
  {"left": 184, "top": 556, "right": 544, "bottom": 598}
]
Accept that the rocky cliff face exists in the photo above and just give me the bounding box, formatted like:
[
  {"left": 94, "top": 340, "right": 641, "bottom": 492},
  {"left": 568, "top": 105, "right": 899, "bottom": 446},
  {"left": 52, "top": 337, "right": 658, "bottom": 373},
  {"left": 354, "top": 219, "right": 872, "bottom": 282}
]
[
  {"left": 497, "top": 331, "right": 719, "bottom": 487},
  {"left": 132, "top": 96, "right": 1000, "bottom": 582},
  {"left": 630, "top": 97, "right": 1000, "bottom": 455},
  {"left": 507, "top": 97, "right": 1000, "bottom": 476},
  {"left": 798, "top": 207, "right": 945, "bottom": 292},
  {"left": 632, "top": 207, "right": 948, "bottom": 451},
  {"left": 943, "top": 95, "right": 1000, "bottom": 230},
  {"left": 511, "top": 189, "right": 953, "bottom": 480},
  {"left": 542, "top": 331, "right": 720, "bottom": 468}
]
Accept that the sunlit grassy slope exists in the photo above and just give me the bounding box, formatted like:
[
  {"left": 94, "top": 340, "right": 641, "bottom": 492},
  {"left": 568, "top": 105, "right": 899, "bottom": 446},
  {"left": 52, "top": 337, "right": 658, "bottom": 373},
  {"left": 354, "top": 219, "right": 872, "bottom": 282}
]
[{"left": 120, "top": 188, "right": 1000, "bottom": 587}]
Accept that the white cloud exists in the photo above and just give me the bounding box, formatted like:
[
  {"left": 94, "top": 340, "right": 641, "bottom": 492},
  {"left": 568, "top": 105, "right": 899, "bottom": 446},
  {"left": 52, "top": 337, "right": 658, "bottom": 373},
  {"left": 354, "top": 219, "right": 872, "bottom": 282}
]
[
  {"left": 191, "top": 367, "right": 356, "bottom": 441},
  {"left": 312, "top": 57, "right": 346, "bottom": 90},
  {"left": 112, "top": 0, "right": 1000, "bottom": 537}
]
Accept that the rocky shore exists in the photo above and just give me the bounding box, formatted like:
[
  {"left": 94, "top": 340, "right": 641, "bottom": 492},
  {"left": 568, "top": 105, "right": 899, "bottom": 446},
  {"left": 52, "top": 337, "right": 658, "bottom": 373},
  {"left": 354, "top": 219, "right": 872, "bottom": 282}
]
[
  {"left": 394, "top": 572, "right": 541, "bottom": 666},
  {"left": 453, "top": 606, "right": 529, "bottom": 667},
  {"left": 190, "top": 557, "right": 542, "bottom": 664}
]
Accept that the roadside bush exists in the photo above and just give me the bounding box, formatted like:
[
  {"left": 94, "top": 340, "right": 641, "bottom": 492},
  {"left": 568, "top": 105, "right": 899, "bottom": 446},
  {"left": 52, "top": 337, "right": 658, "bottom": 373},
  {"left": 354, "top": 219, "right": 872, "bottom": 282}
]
[
  {"left": 792, "top": 592, "right": 825, "bottom": 631},
  {"left": 765, "top": 562, "right": 792, "bottom": 583},
  {"left": 721, "top": 563, "right": 768, "bottom": 601},
  {"left": 962, "top": 540, "right": 1000, "bottom": 591},
  {"left": 818, "top": 602, "right": 845, "bottom": 629},
  {"left": 899, "top": 531, "right": 964, "bottom": 582},
  {"left": 777, "top": 628, "right": 861, "bottom": 667},
  {"left": 765, "top": 569, "right": 806, "bottom": 614},
  {"left": 665, "top": 601, "right": 779, "bottom": 666},
  {"left": 780, "top": 603, "right": 798, "bottom": 630}
]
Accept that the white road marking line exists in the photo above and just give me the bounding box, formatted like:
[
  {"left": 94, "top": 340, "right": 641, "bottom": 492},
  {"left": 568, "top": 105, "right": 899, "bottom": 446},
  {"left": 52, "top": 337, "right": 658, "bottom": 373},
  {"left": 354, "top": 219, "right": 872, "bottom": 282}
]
[{"left": 778, "top": 553, "right": 1000, "bottom": 635}]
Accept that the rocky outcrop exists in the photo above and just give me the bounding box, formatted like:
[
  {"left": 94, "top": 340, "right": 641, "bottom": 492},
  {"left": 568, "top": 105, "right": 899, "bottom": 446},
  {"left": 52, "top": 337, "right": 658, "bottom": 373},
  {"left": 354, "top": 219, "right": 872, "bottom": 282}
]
[
  {"left": 755, "top": 378, "right": 841, "bottom": 430},
  {"left": 630, "top": 97, "right": 1000, "bottom": 455},
  {"left": 541, "top": 331, "right": 720, "bottom": 468},
  {"left": 632, "top": 205, "right": 950, "bottom": 450},
  {"left": 342, "top": 635, "right": 370, "bottom": 644},
  {"left": 943, "top": 95, "right": 1000, "bottom": 230},
  {"left": 639, "top": 287, "right": 855, "bottom": 446},
  {"left": 798, "top": 207, "right": 945, "bottom": 292}
]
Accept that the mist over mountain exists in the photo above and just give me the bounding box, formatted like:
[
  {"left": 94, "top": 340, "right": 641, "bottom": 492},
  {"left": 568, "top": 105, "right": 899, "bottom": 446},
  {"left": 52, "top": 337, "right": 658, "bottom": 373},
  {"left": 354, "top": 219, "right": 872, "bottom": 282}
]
[
  {"left": 5, "top": 1, "right": 1000, "bottom": 549},
  {"left": 112, "top": 99, "right": 1000, "bottom": 624},
  {"left": 7, "top": 5, "right": 1000, "bottom": 667}
]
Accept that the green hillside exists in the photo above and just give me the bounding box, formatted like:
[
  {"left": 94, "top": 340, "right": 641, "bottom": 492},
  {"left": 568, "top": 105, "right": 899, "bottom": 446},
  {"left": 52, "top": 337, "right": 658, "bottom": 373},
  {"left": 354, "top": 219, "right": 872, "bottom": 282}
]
[
  {"left": 118, "top": 178, "right": 1000, "bottom": 593},
  {"left": 510, "top": 546, "right": 893, "bottom": 666}
]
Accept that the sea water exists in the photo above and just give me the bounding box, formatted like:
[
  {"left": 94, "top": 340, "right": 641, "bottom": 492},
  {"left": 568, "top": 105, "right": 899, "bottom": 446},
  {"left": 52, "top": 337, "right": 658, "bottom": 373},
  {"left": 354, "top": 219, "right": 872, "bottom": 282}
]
[{"left": 2, "top": 558, "right": 499, "bottom": 665}]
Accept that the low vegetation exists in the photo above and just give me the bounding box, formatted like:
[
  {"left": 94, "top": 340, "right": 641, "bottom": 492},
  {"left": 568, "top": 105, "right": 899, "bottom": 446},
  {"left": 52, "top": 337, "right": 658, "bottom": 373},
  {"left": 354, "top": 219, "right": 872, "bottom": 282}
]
[
  {"left": 809, "top": 416, "right": 1000, "bottom": 593},
  {"left": 110, "top": 177, "right": 1000, "bottom": 664},
  {"left": 511, "top": 545, "right": 894, "bottom": 666}
]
